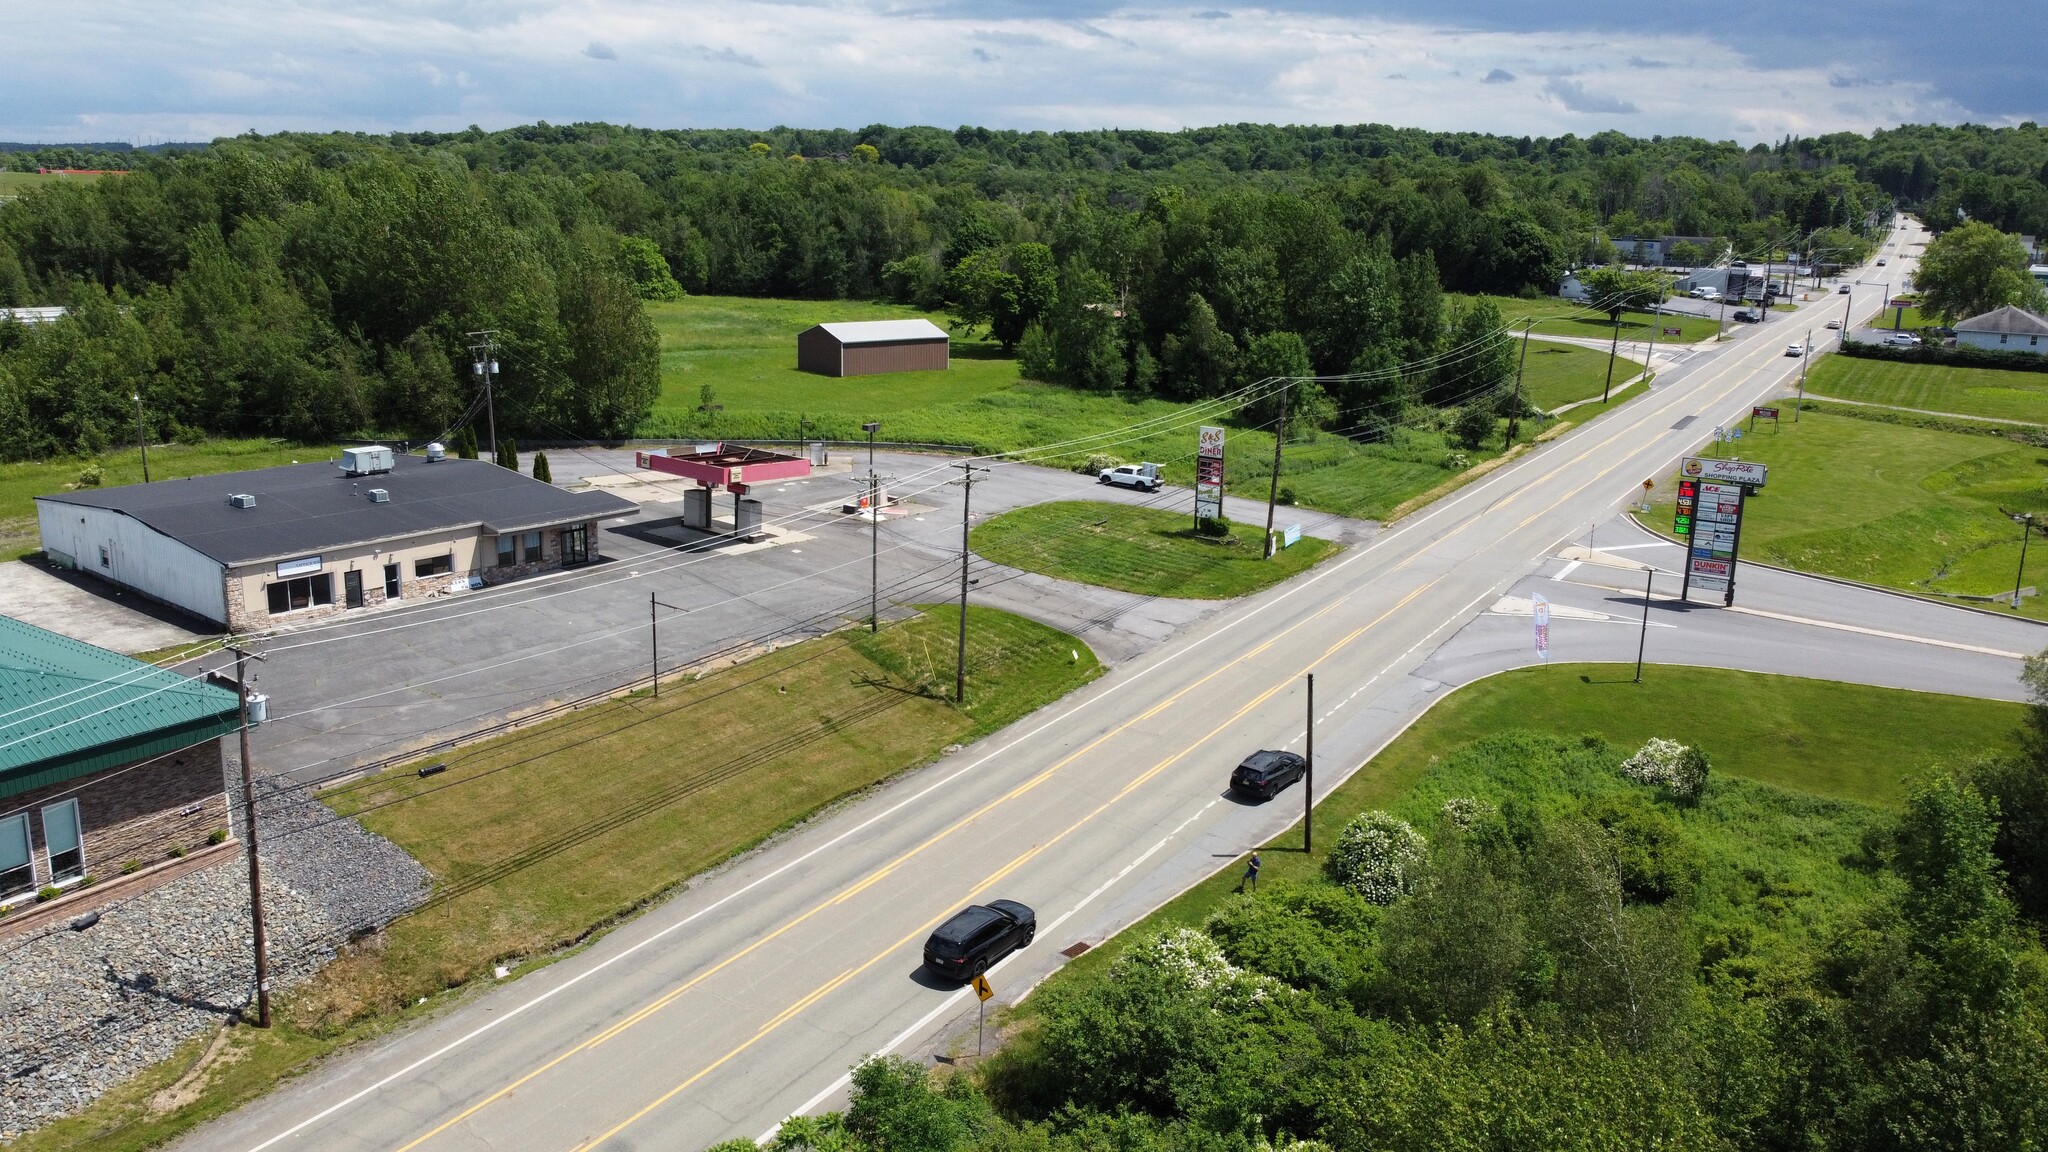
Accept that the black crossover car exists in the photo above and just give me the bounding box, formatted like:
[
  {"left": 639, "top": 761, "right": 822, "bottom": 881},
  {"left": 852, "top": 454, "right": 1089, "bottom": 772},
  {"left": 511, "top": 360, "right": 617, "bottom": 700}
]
[
  {"left": 1229, "top": 749, "right": 1307, "bottom": 801},
  {"left": 923, "top": 899, "right": 1036, "bottom": 980}
]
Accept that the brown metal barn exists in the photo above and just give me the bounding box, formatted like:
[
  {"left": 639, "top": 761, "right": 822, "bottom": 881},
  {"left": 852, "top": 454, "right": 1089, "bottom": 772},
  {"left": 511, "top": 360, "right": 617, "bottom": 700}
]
[{"left": 796, "top": 319, "right": 950, "bottom": 377}]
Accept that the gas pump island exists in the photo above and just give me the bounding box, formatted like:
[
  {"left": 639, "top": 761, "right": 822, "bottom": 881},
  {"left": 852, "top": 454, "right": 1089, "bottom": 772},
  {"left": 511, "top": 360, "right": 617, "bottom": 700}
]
[{"left": 1673, "top": 456, "right": 1767, "bottom": 606}]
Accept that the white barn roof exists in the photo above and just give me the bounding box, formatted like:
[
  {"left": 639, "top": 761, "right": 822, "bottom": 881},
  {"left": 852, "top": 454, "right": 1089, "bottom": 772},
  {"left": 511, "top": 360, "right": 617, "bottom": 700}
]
[{"left": 811, "top": 319, "right": 950, "bottom": 345}]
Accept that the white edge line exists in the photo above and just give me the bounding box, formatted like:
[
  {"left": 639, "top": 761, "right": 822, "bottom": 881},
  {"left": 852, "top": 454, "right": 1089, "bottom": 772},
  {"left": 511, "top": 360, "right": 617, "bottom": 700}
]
[{"left": 754, "top": 796, "right": 1223, "bottom": 1146}]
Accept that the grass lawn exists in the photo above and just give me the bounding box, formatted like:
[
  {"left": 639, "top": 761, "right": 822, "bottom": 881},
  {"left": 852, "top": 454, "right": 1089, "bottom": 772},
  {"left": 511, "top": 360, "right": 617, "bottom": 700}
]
[
  {"left": 1463, "top": 293, "right": 1719, "bottom": 344},
  {"left": 969, "top": 500, "right": 1339, "bottom": 599},
  {"left": 645, "top": 296, "right": 1022, "bottom": 434},
  {"left": 14, "top": 604, "right": 1099, "bottom": 1152},
  {"left": 646, "top": 296, "right": 1645, "bottom": 526},
  {"left": 1048, "top": 663, "right": 2020, "bottom": 987},
  {"left": 1644, "top": 409, "right": 2048, "bottom": 616},
  {"left": 0, "top": 439, "right": 328, "bottom": 560},
  {"left": 1518, "top": 343, "right": 1643, "bottom": 411},
  {"left": 1805, "top": 356, "right": 2048, "bottom": 424}
]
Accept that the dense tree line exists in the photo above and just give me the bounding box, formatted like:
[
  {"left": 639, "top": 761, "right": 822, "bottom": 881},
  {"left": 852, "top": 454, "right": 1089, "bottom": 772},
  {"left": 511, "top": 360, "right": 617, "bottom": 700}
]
[
  {"left": 709, "top": 684, "right": 2048, "bottom": 1152},
  {"left": 6, "top": 119, "right": 2040, "bottom": 459},
  {"left": 0, "top": 142, "right": 662, "bottom": 458}
]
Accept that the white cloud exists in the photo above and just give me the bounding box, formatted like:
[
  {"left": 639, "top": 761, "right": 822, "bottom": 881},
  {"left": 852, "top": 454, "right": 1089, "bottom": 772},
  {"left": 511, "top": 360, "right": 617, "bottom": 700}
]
[{"left": 0, "top": 1, "right": 1984, "bottom": 143}]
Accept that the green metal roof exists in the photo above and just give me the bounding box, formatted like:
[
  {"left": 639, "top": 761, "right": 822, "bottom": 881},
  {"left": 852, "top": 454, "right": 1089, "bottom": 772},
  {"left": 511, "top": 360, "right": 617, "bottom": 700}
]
[{"left": 0, "top": 616, "right": 242, "bottom": 800}]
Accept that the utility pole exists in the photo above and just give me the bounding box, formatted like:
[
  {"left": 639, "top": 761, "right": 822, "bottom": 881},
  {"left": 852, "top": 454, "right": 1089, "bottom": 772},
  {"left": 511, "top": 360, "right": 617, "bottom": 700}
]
[
  {"left": 1796, "top": 328, "right": 1812, "bottom": 422},
  {"left": 1641, "top": 292, "right": 1663, "bottom": 387},
  {"left": 863, "top": 469, "right": 898, "bottom": 632},
  {"left": 1303, "top": 673, "right": 1314, "bottom": 854},
  {"left": 2016, "top": 514, "right": 2035, "bottom": 609},
  {"left": 467, "top": 331, "right": 500, "bottom": 460},
  {"left": 1841, "top": 285, "right": 1853, "bottom": 344},
  {"left": 1601, "top": 309, "right": 1623, "bottom": 402},
  {"left": 863, "top": 422, "right": 884, "bottom": 634},
  {"left": 1634, "top": 568, "right": 1653, "bottom": 683},
  {"left": 1263, "top": 382, "right": 1290, "bottom": 559},
  {"left": 650, "top": 594, "right": 685, "bottom": 696},
  {"left": 953, "top": 462, "right": 987, "bottom": 703},
  {"left": 229, "top": 646, "right": 271, "bottom": 1028},
  {"left": 133, "top": 392, "right": 150, "bottom": 482},
  {"left": 1508, "top": 320, "right": 1533, "bottom": 442}
]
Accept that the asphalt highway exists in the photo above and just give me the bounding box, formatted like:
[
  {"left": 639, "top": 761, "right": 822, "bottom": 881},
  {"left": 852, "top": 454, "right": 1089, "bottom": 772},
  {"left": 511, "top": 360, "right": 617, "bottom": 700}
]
[{"left": 177, "top": 223, "right": 1954, "bottom": 1152}]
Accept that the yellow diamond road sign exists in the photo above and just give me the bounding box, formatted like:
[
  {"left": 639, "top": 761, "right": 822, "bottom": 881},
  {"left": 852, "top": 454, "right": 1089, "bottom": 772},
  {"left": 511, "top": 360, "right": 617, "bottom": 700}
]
[{"left": 971, "top": 974, "right": 993, "bottom": 1002}]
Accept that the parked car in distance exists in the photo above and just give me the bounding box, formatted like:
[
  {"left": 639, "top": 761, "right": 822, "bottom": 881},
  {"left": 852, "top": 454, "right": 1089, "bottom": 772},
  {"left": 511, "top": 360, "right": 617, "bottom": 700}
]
[
  {"left": 1886, "top": 332, "right": 1921, "bottom": 346},
  {"left": 1786, "top": 343, "right": 1805, "bottom": 356},
  {"left": 1732, "top": 309, "right": 1758, "bottom": 323},
  {"left": 1229, "top": 749, "right": 1307, "bottom": 801},
  {"left": 923, "top": 900, "right": 1035, "bottom": 980},
  {"left": 1099, "top": 462, "right": 1163, "bottom": 492}
]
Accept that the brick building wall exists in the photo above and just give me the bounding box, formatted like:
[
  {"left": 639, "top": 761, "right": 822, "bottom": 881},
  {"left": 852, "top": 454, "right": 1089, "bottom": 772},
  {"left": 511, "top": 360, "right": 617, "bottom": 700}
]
[{"left": 4, "top": 740, "right": 229, "bottom": 892}]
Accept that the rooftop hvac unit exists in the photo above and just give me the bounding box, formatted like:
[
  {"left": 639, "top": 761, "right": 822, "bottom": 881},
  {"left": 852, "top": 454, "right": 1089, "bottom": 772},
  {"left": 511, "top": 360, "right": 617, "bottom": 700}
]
[
  {"left": 229, "top": 493, "right": 257, "bottom": 509},
  {"left": 425, "top": 442, "right": 446, "bottom": 462},
  {"left": 340, "top": 445, "right": 395, "bottom": 476},
  {"left": 367, "top": 488, "right": 390, "bottom": 503}
]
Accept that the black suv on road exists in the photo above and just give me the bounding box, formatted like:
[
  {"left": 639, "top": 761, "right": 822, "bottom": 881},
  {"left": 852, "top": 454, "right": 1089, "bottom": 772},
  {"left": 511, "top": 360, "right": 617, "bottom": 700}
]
[
  {"left": 1229, "top": 749, "right": 1307, "bottom": 801},
  {"left": 923, "top": 899, "right": 1036, "bottom": 981}
]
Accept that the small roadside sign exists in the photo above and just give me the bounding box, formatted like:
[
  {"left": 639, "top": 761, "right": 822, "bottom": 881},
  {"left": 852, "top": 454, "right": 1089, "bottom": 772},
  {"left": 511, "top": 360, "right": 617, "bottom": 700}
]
[
  {"left": 1663, "top": 326, "right": 1682, "bottom": 336},
  {"left": 1282, "top": 523, "right": 1302, "bottom": 548},
  {"left": 971, "top": 974, "right": 993, "bottom": 1002}
]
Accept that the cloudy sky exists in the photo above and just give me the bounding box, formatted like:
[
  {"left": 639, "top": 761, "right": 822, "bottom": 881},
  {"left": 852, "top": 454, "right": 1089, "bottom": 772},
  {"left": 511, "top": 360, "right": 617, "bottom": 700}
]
[{"left": 6, "top": 1, "right": 2042, "bottom": 146}]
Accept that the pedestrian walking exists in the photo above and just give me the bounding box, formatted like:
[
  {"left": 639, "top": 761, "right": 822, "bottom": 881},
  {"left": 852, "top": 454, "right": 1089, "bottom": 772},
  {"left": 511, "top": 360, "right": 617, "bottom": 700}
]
[{"left": 1240, "top": 851, "right": 1261, "bottom": 893}]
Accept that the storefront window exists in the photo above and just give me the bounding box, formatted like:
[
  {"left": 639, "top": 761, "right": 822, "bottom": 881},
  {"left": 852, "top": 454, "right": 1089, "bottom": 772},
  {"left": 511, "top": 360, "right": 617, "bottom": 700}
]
[
  {"left": 496, "top": 536, "right": 517, "bottom": 567},
  {"left": 266, "top": 573, "right": 334, "bottom": 614},
  {"left": 523, "top": 530, "right": 544, "bottom": 563}
]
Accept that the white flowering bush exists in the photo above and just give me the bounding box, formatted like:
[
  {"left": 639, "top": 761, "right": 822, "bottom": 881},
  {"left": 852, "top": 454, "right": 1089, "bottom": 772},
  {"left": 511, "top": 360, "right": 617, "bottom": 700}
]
[
  {"left": 1620, "top": 737, "right": 1710, "bottom": 803},
  {"left": 1325, "top": 811, "right": 1426, "bottom": 904},
  {"left": 1114, "top": 927, "right": 1272, "bottom": 1007},
  {"left": 1440, "top": 796, "right": 1495, "bottom": 830}
]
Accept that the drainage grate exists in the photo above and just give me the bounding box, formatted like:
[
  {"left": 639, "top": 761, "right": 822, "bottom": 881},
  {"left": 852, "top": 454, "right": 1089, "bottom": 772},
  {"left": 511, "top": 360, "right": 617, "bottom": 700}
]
[
  {"left": 1060, "top": 941, "right": 1092, "bottom": 958},
  {"left": 1671, "top": 415, "right": 1698, "bottom": 430}
]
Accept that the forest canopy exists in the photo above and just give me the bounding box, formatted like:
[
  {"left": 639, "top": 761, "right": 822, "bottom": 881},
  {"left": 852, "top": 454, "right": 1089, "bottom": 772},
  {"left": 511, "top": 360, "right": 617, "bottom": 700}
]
[{"left": 1, "top": 119, "right": 2038, "bottom": 459}]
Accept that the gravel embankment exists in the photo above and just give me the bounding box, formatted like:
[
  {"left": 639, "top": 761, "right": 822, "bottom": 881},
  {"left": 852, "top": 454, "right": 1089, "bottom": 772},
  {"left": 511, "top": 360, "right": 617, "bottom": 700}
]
[{"left": 0, "top": 777, "right": 429, "bottom": 1140}]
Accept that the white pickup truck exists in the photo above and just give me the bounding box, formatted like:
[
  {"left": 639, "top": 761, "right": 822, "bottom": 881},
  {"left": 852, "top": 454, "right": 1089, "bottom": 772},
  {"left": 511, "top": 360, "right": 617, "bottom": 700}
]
[{"left": 1098, "top": 462, "right": 1163, "bottom": 492}]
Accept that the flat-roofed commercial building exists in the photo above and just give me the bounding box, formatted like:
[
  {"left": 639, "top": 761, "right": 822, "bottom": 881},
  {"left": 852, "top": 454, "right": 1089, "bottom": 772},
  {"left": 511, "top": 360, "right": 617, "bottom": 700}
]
[{"left": 35, "top": 449, "right": 637, "bottom": 631}]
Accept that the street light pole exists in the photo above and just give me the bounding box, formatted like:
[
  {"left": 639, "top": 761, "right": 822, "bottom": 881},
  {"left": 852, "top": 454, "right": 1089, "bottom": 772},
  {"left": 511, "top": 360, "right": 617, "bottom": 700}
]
[
  {"left": 1601, "top": 309, "right": 1623, "bottom": 402},
  {"left": 1796, "top": 328, "right": 1811, "bottom": 422}
]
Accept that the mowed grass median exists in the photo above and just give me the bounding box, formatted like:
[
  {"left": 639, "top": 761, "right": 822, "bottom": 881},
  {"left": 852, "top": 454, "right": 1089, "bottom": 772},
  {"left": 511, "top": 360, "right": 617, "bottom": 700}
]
[
  {"left": 1804, "top": 355, "right": 2048, "bottom": 424},
  {"left": 12, "top": 605, "right": 1099, "bottom": 1152},
  {"left": 970, "top": 500, "right": 1339, "bottom": 598},
  {"left": 1645, "top": 408, "right": 2048, "bottom": 616}
]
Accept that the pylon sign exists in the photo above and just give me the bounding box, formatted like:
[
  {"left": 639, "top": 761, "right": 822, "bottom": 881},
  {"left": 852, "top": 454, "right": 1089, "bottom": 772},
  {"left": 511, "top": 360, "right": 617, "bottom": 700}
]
[
  {"left": 1676, "top": 455, "right": 1759, "bottom": 605},
  {"left": 1196, "top": 425, "right": 1225, "bottom": 522}
]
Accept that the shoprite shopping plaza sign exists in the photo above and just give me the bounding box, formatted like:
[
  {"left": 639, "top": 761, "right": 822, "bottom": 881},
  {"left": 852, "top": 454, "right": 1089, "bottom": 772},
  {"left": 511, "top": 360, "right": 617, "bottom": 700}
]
[{"left": 1679, "top": 456, "right": 1767, "bottom": 489}]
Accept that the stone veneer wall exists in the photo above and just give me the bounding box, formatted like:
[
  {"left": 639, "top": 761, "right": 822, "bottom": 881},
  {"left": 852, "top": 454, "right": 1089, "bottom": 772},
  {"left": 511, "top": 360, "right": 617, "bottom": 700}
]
[{"left": 3, "top": 739, "right": 229, "bottom": 893}]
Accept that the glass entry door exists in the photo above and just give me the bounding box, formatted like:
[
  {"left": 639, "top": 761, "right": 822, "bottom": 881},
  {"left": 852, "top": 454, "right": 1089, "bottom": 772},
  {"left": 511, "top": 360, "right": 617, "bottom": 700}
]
[
  {"left": 561, "top": 525, "right": 590, "bottom": 566},
  {"left": 344, "top": 569, "right": 365, "bottom": 608}
]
